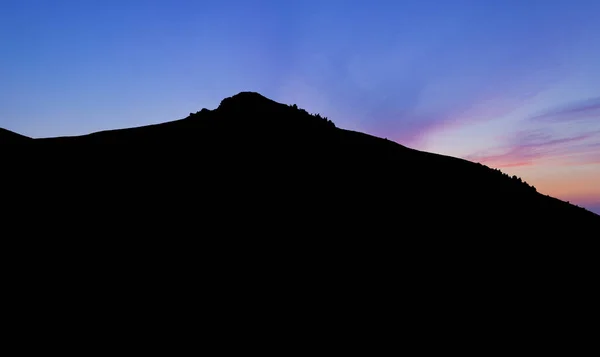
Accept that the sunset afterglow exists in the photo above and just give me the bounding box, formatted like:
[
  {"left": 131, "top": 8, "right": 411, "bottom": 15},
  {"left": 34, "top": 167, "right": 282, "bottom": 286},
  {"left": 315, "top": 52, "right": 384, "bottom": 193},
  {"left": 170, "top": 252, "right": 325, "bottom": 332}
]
[{"left": 1, "top": 0, "right": 598, "bottom": 213}]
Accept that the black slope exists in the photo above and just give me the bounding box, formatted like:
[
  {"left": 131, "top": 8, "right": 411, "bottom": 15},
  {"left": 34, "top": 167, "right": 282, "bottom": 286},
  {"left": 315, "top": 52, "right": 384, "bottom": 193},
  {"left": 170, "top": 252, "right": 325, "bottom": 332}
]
[
  {"left": 3, "top": 91, "right": 598, "bottom": 234},
  {"left": 0, "top": 128, "right": 31, "bottom": 143},
  {"left": 2, "top": 92, "right": 597, "bottom": 343}
]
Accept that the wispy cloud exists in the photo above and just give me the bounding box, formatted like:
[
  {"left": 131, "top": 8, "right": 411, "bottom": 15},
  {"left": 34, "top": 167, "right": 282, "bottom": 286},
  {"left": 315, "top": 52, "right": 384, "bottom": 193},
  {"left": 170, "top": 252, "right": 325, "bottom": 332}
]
[
  {"left": 464, "top": 129, "right": 600, "bottom": 168},
  {"left": 530, "top": 96, "right": 600, "bottom": 122},
  {"left": 369, "top": 87, "right": 549, "bottom": 148},
  {"left": 383, "top": 78, "right": 560, "bottom": 148},
  {"left": 335, "top": 41, "right": 568, "bottom": 149}
]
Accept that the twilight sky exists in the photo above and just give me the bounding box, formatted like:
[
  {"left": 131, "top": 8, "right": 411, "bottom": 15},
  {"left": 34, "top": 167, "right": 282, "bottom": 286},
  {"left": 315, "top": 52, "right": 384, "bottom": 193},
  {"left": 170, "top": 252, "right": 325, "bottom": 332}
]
[{"left": 1, "top": 0, "right": 599, "bottom": 213}]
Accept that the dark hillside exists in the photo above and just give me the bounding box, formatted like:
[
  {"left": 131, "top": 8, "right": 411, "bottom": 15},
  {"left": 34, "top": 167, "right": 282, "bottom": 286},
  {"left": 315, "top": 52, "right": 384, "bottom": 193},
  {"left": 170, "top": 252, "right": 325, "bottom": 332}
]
[
  {"left": 2, "top": 92, "right": 597, "bottom": 341},
  {"left": 2, "top": 91, "right": 597, "bottom": 237},
  {"left": 0, "top": 128, "right": 31, "bottom": 143}
]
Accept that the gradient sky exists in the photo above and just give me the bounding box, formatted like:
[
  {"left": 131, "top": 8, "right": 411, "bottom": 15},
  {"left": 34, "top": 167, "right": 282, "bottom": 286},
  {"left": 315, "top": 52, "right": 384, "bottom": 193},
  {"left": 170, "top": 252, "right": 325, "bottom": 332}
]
[{"left": 2, "top": 0, "right": 599, "bottom": 213}]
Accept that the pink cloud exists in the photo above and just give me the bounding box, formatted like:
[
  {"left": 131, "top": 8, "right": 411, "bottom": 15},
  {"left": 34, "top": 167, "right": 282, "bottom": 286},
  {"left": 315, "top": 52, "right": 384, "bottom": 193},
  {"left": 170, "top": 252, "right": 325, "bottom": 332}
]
[
  {"left": 464, "top": 130, "right": 599, "bottom": 168},
  {"left": 398, "top": 88, "right": 552, "bottom": 148},
  {"left": 363, "top": 72, "right": 558, "bottom": 149},
  {"left": 465, "top": 149, "right": 542, "bottom": 168}
]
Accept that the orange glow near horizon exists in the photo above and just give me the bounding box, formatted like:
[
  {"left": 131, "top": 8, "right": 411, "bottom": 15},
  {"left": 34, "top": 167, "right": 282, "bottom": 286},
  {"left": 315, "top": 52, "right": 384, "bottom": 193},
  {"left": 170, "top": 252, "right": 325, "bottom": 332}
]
[{"left": 492, "top": 160, "right": 600, "bottom": 208}]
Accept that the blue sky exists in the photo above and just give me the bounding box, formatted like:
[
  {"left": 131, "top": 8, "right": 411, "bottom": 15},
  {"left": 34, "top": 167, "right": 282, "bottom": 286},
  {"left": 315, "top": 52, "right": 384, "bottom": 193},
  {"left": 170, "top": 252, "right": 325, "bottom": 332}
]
[{"left": 1, "top": 0, "right": 599, "bottom": 212}]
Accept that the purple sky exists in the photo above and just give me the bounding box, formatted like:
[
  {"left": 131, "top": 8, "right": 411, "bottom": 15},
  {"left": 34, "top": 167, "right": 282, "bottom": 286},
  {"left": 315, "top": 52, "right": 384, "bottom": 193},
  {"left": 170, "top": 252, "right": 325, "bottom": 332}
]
[{"left": 1, "top": 0, "right": 599, "bottom": 213}]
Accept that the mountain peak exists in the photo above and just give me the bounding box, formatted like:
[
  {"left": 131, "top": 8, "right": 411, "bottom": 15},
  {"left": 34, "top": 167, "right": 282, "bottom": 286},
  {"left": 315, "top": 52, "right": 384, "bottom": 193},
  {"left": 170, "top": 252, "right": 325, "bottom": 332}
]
[
  {"left": 230, "top": 91, "right": 270, "bottom": 101},
  {"left": 217, "top": 91, "right": 284, "bottom": 112},
  {"left": 212, "top": 91, "right": 336, "bottom": 130}
]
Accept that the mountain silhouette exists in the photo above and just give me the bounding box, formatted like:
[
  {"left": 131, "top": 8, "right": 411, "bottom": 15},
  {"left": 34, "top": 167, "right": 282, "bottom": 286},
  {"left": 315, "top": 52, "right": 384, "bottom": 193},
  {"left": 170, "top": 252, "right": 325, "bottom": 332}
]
[
  {"left": 2, "top": 91, "right": 598, "bottom": 234},
  {"left": 2, "top": 91, "right": 597, "bottom": 341}
]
